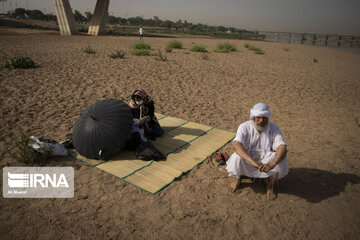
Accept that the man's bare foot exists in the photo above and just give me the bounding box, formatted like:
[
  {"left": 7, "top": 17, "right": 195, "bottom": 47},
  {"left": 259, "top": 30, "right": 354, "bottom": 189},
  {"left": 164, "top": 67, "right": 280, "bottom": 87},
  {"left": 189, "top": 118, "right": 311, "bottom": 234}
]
[
  {"left": 266, "top": 178, "right": 277, "bottom": 200},
  {"left": 266, "top": 189, "right": 277, "bottom": 200},
  {"left": 229, "top": 178, "right": 241, "bottom": 192}
]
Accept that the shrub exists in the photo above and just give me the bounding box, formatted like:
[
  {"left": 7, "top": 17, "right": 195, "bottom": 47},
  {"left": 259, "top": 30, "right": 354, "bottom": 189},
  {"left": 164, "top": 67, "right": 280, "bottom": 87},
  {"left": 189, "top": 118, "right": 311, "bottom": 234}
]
[
  {"left": 201, "top": 52, "right": 209, "bottom": 60},
  {"left": 8, "top": 128, "right": 51, "bottom": 164},
  {"left": 214, "top": 42, "right": 237, "bottom": 53},
  {"left": 189, "top": 43, "right": 207, "bottom": 52},
  {"left": 254, "top": 50, "right": 265, "bottom": 54},
  {"left": 166, "top": 40, "right": 183, "bottom": 49},
  {"left": 84, "top": 46, "right": 96, "bottom": 54},
  {"left": 4, "top": 56, "right": 35, "bottom": 69},
  {"left": 283, "top": 48, "right": 290, "bottom": 51},
  {"left": 165, "top": 46, "right": 172, "bottom": 53},
  {"left": 131, "top": 41, "right": 151, "bottom": 50},
  {"left": 131, "top": 49, "right": 151, "bottom": 56},
  {"left": 155, "top": 49, "right": 167, "bottom": 61},
  {"left": 244, "top": 44, "right": 264, "bottom": 54},
  {"left": 313, "top": 58, "right": 318, "bottom": 63},
  {"left": 248, "top": 46, "right": 262, "bottom": 52},
  {"left": 109, "top": 50, "right": 126, "bottom": 59}
]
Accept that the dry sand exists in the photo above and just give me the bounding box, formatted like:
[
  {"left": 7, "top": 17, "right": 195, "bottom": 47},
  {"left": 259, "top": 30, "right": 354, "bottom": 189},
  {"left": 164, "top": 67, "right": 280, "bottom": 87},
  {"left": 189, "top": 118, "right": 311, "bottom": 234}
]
[{"left": 1, "top": 28, "right": 360, "bottom": 239}]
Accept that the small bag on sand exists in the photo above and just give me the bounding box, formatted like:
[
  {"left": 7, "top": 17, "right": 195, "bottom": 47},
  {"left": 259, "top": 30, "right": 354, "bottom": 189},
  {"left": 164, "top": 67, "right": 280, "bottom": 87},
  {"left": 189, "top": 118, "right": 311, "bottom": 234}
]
[{"left": 29, "top": 136, "right": 68, "bottom": 157}]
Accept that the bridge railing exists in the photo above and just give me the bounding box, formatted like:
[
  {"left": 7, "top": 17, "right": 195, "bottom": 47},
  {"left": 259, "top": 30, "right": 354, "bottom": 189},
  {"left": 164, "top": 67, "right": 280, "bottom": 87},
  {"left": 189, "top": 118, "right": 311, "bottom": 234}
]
[{"left": 258, "top": 31, "right": 360, "bottom": 48}]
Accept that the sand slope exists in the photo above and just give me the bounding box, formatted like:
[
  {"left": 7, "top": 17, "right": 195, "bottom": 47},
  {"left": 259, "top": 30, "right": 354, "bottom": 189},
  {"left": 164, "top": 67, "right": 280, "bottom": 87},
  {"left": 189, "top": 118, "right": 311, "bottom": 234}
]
[{"left": 1, "top": 31, "right": 360, "bottom": 239}]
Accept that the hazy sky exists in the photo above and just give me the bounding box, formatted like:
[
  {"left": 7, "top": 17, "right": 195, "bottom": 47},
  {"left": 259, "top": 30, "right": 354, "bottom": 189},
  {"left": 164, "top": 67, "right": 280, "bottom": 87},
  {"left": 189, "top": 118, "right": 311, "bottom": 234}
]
[{"left": 2, "top": 0, "right": 360, "bottom": 35}]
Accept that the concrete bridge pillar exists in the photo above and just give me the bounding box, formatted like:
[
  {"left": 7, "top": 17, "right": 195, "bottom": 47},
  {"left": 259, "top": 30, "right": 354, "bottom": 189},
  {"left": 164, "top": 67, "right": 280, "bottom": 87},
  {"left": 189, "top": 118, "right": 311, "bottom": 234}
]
[
  {"left": 88, "top": 0, "right": 110, "bottom": 36},
  {"left": 54, "top": 0, "right": 78, "bottom": 35}
]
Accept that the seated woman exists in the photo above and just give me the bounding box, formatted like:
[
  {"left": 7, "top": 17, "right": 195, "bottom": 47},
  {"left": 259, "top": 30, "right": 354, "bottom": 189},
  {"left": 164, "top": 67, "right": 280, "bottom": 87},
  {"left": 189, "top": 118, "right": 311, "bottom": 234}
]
[{"left": 128, "top": 89, "right": 164, "bottom": 139}]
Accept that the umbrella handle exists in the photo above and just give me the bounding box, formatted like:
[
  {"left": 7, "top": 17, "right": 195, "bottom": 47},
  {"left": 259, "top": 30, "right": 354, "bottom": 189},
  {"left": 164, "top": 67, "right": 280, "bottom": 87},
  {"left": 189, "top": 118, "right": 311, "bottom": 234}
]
[
  {"left": 140, "top": 105, "right": 151, "bottom": 132},
  {"left": 139, "top": 106, "right": 143, "bottom": 119},
  {"left": 99, "top": 149, "right": 104, "bottom": 160}
]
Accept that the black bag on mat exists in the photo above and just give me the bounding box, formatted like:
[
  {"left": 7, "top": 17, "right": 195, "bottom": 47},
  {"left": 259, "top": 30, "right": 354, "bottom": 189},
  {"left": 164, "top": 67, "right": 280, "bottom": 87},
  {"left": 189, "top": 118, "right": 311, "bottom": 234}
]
[
  {"left": 136, "top": 141, "right": 166, "bottom": 161},
  {"left": 125, "top": 131, "right": 143, "bottom": 151}
]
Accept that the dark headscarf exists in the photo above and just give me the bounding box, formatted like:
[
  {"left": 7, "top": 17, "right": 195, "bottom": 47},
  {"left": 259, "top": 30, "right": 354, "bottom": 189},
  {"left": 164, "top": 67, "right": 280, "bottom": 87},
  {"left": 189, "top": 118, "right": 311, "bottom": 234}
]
[{"left": 131, "top": 89, "right": 153, "bottom": 105}]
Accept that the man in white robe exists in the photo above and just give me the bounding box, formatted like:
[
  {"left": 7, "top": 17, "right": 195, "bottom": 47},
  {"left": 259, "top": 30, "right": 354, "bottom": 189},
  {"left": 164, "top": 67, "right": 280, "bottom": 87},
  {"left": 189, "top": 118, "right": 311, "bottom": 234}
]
[{"left": 226, "top": 103, "right": 288, "bottom": 200}]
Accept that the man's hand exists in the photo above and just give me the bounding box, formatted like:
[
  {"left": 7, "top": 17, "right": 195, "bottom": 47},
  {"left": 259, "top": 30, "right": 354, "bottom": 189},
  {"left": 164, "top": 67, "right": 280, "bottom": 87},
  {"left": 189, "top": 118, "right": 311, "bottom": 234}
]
[
  {"left": 259, "top": 145, "right": 287, "bottom": 173},
  {"left": 258, "top": 163, "right": 275, "bottom": 173}
]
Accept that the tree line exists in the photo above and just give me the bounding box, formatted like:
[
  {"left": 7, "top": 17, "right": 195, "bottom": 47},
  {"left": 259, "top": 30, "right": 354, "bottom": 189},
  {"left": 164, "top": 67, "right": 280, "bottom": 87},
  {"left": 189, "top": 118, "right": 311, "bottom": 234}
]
[
  {"left": 8, "top": 8, "right": 260, "bottom": 38},
  {"left": 9, "top": 8, "right": 57, "bottom": 21},
  {"left": 106, "top": 15, "right": 248, "bottom": 34}
]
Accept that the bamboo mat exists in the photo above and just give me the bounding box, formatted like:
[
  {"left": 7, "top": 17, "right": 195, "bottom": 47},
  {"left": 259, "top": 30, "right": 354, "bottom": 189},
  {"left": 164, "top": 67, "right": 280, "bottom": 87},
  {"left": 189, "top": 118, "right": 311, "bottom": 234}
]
[{"left": 72, "top": 113, "right": 235, "bottom": 194}]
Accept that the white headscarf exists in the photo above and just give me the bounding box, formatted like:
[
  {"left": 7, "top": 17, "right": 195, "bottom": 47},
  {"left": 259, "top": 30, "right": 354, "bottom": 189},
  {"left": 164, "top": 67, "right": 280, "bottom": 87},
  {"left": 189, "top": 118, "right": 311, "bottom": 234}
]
[{"left": 250, "top": 103, "right": 271, "bottom": 119}]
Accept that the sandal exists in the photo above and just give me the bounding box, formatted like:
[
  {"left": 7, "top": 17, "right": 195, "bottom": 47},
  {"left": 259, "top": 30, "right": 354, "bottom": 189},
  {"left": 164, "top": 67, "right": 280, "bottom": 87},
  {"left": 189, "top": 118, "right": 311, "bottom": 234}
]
[
  {"left": 221, "top": 152, "right": 230, "bottom": 161},
  {"left": 213, "top": 152, "right": 227, "bottom": 165}
]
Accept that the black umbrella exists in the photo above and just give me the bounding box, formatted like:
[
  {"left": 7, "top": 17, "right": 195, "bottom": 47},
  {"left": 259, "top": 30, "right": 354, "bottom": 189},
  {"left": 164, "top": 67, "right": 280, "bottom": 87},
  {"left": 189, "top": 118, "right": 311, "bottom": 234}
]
[{"left": 72, "top": 99, "right": 133, "bottom": 160}]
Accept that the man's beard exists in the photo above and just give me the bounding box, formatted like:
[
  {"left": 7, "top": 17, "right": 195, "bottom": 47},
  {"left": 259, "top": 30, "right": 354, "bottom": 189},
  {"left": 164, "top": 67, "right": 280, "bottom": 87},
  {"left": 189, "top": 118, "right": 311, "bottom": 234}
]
[{"left": 253, "top": 120, "right": 268, "bottom": 132}]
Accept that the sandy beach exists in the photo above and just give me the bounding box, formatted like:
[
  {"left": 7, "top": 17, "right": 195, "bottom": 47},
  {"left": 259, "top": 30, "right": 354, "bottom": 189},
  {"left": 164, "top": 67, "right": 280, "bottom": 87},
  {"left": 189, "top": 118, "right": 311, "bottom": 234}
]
[{"left": 1, "top": 28, "right": 360, "bottom": 239}]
